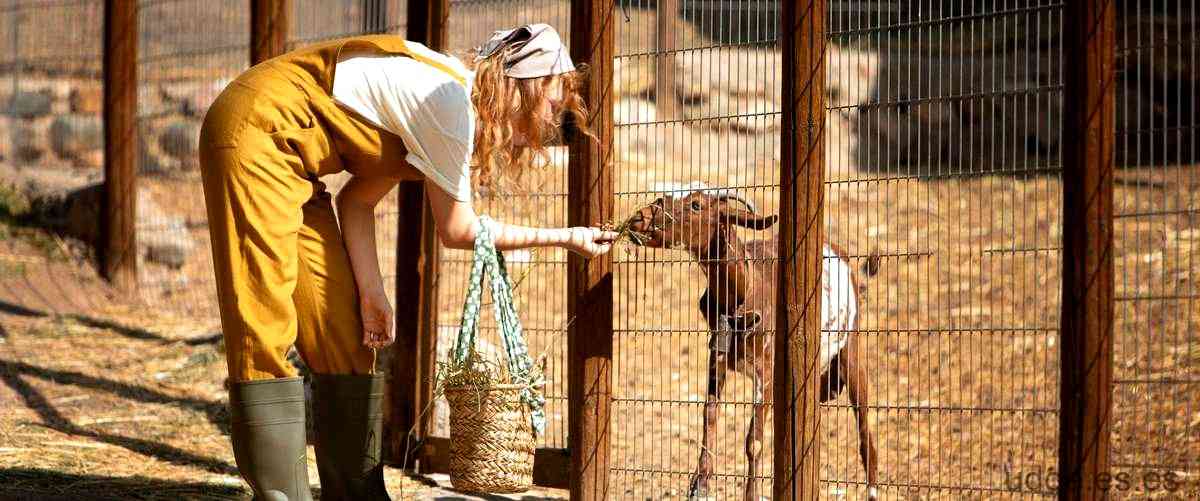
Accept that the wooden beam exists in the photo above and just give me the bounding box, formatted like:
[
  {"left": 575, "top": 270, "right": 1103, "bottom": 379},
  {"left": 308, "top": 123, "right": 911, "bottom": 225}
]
[
  {"left": 568, "top": 1, "right": 615, "bottom": 499},
  {"left": 1059, "top": 0, "right": 1115, "bottom": 499},
  {"left": 250, "top": 0, "right": 289, "bottom": 65},
  {"left": 385, "top": 181, "right": 439, "bottom": 467},
  {"left": 102, "top": 0, "right": 137, "bottom": 291},
  {"left": 775, "top": 0, "right": 824, "bottom": 499},
  {"left": 384, "top": 0, "right": 449, "bottom": 470},
  {"left": 405, "top": 0, "right": 448, "bottom": 51},
  {"left": 655, "top": 0, "right": 680, "bottom": 119}
]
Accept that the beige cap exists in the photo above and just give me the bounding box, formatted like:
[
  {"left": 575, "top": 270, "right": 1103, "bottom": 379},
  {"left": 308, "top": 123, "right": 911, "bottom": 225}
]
[{"left": 475, "top": 23, "right": 576, "bottom": 79}]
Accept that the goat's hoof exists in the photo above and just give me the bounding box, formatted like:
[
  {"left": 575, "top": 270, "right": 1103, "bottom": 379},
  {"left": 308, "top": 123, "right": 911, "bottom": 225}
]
[
  {"left": 687, "top": 479, "right": 712, "bottom": 500},
  {"left": 867, "top": 486, "right": 879, "bottom": 500}
]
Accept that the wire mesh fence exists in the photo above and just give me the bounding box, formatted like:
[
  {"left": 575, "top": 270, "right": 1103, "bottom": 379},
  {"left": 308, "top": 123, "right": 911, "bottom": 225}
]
[
  {"left": 134, "top": 0, "right": 248, "bottom": 318},
  {"left": 835, "top": 2, "right": 1065, "bottom": 497},
  {"left": 1110, "top": 0, "right": 1198, "bottom": 486},
  {"left": 611, "top": 0, "right": 782, "bottom": 498},
  {"left": 1, "top": 0, "right": 111, "bottom": 318}
]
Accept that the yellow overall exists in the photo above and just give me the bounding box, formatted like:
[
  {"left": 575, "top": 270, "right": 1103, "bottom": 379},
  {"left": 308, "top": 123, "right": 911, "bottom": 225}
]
[{"left": 199, "top": 35, "right": 468, "bottom": 382}]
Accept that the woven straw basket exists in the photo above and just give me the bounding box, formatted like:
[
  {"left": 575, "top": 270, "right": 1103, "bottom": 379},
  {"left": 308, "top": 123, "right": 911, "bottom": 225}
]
[{"left": 444, "top": 383, "right": 535, "bottom": 493}]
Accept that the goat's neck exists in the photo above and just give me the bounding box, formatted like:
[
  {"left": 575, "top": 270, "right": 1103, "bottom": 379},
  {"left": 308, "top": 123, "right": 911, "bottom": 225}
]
[{"left": 695, "top": 227, "right": 753, "bottom": 312}]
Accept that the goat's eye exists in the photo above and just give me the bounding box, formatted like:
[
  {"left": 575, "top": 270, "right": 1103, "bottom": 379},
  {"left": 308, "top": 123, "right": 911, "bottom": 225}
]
[{"left": 690, "top": 200, "right": 703, "bottom": 211}]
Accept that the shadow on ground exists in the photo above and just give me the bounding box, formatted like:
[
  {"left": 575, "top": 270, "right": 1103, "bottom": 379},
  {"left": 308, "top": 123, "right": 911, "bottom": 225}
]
[
  {"left": 0, "top": 467, "right": 244, "bottom": 500},
  {"left": 0, "top": 358, "right": 236, "bottom": 475},
  {"left": 0, "top": 300, "right": 222, "bottom": 346}
]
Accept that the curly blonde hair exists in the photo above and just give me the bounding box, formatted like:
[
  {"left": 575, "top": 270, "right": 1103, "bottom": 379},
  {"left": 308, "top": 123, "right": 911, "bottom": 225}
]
[{"left": 469, "top": 48, "right": 591, "bottom": 195}]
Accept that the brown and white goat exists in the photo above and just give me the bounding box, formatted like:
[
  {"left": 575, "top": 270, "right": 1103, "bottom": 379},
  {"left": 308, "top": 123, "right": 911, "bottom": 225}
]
[{"left": 627, "top": 191, "right": 879, "bottom": 500}]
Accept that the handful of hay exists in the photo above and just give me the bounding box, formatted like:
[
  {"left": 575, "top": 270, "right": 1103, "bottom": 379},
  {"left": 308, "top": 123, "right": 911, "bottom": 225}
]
[
  {"left": 602, "top": 198, "right": 673, "bottom": 248},
  {"left": 602, "top": 216, "right": 652, "bottom": 247}
]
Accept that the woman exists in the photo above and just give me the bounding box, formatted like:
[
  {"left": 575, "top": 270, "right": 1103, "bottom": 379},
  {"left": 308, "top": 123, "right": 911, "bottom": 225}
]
[{"left": 199, "top": 24, "right": 616, "bottom": 501}]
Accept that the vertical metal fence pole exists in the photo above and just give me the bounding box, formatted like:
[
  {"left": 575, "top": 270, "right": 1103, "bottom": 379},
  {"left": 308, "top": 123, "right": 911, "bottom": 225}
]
[
  {"left": 775, "top": 0, "right": 824, "bottom": 499},
  {"left": 251, "top": 0, "right": 289, "bottom": 65},
  {"left": 568, "top": 1, "right": 614, "bottom": 498},
  {"left": 386, "top": 0, "right": 448, "bottom": 469},
  {"left": 1059, "top": 0, "right": 1115, "bottom": 499},
  {"left": 655, "top": 0, "right": 679, "bottom": 120},
  {"left": 102, "top": 0, "right": 137, "bottom": 291}
]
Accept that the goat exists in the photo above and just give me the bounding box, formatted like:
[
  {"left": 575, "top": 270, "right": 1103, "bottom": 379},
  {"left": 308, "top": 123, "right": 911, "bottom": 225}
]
[{"left": 626, "top": 191, "right": 879, "bottom": 500}]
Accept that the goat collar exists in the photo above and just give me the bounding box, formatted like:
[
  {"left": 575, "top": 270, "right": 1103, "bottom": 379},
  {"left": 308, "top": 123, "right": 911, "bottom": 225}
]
[{"left": 699, "top": 224, "right": 743, "bottom": 261}]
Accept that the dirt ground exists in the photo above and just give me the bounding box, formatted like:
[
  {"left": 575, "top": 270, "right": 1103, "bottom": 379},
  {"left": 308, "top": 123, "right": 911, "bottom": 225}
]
[{"left": 0, "top": 296, "right": 568, "bottom": 500}]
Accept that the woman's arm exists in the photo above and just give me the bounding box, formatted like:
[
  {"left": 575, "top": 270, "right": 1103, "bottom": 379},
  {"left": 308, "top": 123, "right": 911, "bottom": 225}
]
[
  {"left": 335, "top": 174, "right": 402, "bottom": 349},
  {"left": 426, "top": 182, "right": 618, "bottom": 256}
]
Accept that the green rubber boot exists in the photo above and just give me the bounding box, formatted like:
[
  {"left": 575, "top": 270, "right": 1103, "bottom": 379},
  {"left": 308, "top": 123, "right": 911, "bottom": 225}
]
[
  {"left": 228, "top": 376, "right": 314, "bottom": 501},
  {"left": 311, "top": 373, "right": 390, "bottom": 501}
]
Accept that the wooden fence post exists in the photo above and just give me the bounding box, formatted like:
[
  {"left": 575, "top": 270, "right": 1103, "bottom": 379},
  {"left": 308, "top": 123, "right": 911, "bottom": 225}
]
[
  {"left": 1059, "top": 0, "right": 1115, "bottom": 499},
  {"left": 568, "top": 1, "right": 615, "bottom": 499},
  {"left": 102, "top": 0, "right": 137, "bottom": 291},
  {"left": 655, "top": 0, "right": 679, "bottom": 120},
  {"left": 385, "top": 0, "right": 448, "bottom": 469},
  {"left": 251, "top": 0, "right": 289, "bottom": 65},
  {"left": 775, "top": 0, "right": 824, "bottom": 499}
]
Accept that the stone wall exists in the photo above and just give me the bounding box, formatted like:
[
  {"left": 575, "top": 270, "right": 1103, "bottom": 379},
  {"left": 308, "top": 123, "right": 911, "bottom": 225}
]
[{"left": 1, "top": 76, "right": 220, "bottom": 177}]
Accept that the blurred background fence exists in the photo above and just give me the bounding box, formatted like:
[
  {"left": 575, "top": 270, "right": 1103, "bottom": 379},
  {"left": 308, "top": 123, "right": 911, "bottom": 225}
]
[{"left": 0, "top": 0, "right": 1196, "bottom": 499}]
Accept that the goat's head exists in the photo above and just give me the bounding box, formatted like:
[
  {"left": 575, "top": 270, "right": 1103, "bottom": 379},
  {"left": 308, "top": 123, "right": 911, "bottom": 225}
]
[{"left": 626, "top": 191, "right": 778, "bottom": 255}]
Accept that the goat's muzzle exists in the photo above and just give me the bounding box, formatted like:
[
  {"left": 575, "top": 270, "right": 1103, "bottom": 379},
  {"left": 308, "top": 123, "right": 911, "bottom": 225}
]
[{"left": 626, "top": 199, "right": 666, "bottom": 247}]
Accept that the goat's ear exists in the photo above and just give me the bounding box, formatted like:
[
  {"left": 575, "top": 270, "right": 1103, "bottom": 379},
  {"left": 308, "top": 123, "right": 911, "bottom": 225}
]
[{"left": 720, "top": 208, "right": 778, "bottom": 230}]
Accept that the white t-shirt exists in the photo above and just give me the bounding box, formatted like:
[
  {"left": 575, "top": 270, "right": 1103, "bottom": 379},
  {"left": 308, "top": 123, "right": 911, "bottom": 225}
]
[{"left": 331, "top": 41, "right": 475, "bottom": 202}]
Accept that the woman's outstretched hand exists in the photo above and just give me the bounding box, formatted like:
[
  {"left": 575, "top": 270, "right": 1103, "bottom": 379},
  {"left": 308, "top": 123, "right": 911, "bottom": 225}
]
[
  {"left": 360, "top": 290, "right": 395, "bottom": 349},
  {"left": 565, "top": 226, "right": 619, "bottom": 259}
]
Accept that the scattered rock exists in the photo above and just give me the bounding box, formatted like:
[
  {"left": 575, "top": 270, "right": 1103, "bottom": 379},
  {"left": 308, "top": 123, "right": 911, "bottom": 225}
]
[
  {"left": 61, "top": 186, "right": 197, "bottom": 268},
  {"left": 10, "top": 123, "right": 48, "bottom": 163},
  {"left": 613, "top": 57, "right": 654, "bottom": 99},
  {"left": 76, "top": 149, "right": 105, "bottom": 170},
  {"left": 69, "top": 85, "right": 104, "bottom": 114},
  {"left": 160, "top": 79, "right": 227, "bottom": 117},
  {"left": 49, "top": 114, "right": 103, "bottom": 161},
  {"left": 683, "top": 93, "right": 779, "bottom": 133},
  {"left": 137, "top": 123, "right": 175, "bottom": 176},
  {"left": 7, "top": 91, "right": 53, "bottom": 119},
  {"left": 19, "top": 78, "right": 74, "bottom": 103},
  {"left": 0, "top": 167, "right": 198, "bottom": 269},
  {"left": 63, "top": 185, "right": 104, "bottom": 244},
  {"left": 613, "top": 97, "right": 657, "bottom": 125},
  {"left": 142, "top": 212, "right": 196, "bottom": 268},
  {"left": 138, "top": 147, "right": 174, "bottom": 176},
  {"left": 158, "top": 119, "right": 201, "bottom": 163}
]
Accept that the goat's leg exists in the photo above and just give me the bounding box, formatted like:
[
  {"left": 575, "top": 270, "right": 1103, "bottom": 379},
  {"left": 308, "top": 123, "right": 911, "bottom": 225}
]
[
  {"left": 743, "top": 371, "right": 769, "bottom": 500},
  {"left": 689, "top": 351, "right": 728, "bottom": 499},
  {"left": 844, "top": 339, "right": 879, "bottom": 500}
]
